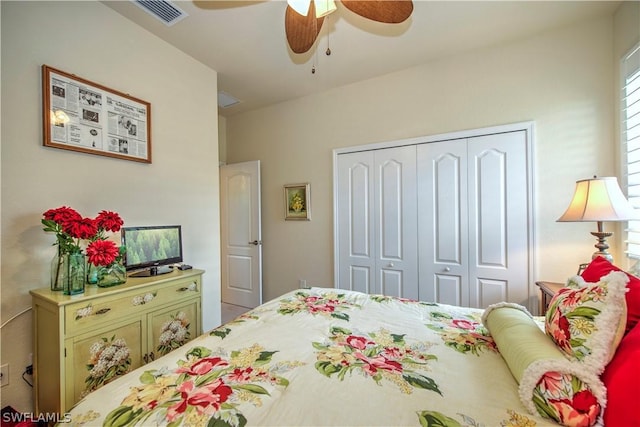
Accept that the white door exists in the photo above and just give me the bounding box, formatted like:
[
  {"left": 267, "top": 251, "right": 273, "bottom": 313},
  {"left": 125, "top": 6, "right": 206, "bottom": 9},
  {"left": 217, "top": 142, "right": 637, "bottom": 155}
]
[
  {"left": 417, "top": 139, "right": 469, "bottom": 306},
  {"left": 220, "top": 161, "right": 262, "bottom": 308},
  {"left": 467, "top": 131, "right": 529, "bottom": 307},
  {"left": 375, "top": 147, "right": 418, "bottom": 298},
  {"left": 336, "top": 146, "right": 418, "bottom": 299},
  {"left": 417, "top": 131, "right": 530, "bottom": 308},
  {"left": 337, "top": 151, "right": 375, "bottom": 295}
]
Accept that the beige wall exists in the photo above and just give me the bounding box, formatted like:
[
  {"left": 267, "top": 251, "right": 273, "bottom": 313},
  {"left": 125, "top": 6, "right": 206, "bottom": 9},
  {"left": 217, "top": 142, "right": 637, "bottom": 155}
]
[
  {"left": 1, "top": 1, "right": 220, "bottom": 411},
  {"left": 227, "top": 14, "right": 619, "bottom": 302},
  {"left": 614, "top": 2, "right": 640, "bottom": 188},
  {"left": 614, "top": 2, "right": 640, "bottom": 60},
  {"left": 219, "top": 115, "right": 228, "bottom": 164}
]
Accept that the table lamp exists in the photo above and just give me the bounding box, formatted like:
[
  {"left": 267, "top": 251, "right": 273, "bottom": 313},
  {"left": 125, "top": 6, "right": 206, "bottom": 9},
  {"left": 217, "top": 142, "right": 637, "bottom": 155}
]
[{"left": 557, "top": 176, "right": 637, "bottom": 263}]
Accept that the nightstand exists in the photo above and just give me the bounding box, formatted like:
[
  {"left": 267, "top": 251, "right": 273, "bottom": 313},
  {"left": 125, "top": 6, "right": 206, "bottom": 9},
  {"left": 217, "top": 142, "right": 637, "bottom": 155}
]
[{"left": 535, "top": 281, "right": 564, "bottom": 315}]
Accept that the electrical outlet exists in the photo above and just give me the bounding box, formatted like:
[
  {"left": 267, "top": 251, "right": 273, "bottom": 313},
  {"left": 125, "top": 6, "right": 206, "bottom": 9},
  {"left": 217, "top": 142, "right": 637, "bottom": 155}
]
[
  {"left": 1, "top": 364, "right": 9, "bottom": 387},
  {"left": 299, "top": 279, "right": 307, "bottom": 289}
]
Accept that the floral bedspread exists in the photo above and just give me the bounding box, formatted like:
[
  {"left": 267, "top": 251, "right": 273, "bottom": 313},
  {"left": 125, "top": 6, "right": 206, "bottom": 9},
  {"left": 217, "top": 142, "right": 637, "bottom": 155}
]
[{"left": 67, "top": 288, "right": 559, "bottom": 427}]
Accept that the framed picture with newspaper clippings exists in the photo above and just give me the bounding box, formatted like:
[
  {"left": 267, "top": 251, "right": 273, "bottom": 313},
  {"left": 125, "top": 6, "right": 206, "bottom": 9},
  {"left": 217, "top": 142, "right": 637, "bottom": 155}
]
[
  {"left": 284, "top": 183, "right": 310, "bottom": 221},
  {"left": 42, "top": 65, "right": 152, "bottom": 163}
]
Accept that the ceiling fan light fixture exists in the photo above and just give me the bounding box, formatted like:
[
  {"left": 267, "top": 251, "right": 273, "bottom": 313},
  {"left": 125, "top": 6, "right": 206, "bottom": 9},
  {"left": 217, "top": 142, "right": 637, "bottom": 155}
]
[
  {"left": 287, "top": 0, "right": 336, "bottom": 18},
  {"left": 287, "top": 0, "right": 311, "bottom": 16},
  {"left": 314, "top": 0, "right": 337, "bottom": 18},
  {"left": 285, "top": 0, "right": 413, "bottom": 54}
]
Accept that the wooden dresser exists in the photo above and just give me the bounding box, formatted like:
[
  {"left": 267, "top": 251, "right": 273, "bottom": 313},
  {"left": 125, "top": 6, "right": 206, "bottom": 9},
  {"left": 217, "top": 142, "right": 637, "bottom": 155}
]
[{"left": 30, "top": 268, "right": 204, "bottom": 414}]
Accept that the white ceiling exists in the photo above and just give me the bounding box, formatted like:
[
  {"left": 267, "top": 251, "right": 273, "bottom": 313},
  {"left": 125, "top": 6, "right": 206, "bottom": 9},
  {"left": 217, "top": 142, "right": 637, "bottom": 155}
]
[{"left": 104, "top": 0, "right": 620, "bottom": 117}]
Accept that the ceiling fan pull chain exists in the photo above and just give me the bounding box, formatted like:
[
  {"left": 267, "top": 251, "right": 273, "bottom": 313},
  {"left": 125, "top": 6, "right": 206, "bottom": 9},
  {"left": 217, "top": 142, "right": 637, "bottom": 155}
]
[
  {"left": 325, "top": 15, "right": 331, "bottom": 56},
  {"left": 312, "top": 12, "right": 319, "bottom": 74}
]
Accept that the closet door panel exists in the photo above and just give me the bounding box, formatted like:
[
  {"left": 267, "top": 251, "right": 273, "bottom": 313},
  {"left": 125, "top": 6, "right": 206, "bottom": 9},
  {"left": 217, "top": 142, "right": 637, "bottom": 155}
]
[
  {"left": 350, "top": 162, "right": 371, "bottom": 258},
  {"left": 378, "top": 159, "right": 403, "bottom": 259},
  {"left": 349, "top": 266, "right": 372, "bottom": 295},
  {"left": 474, "top": 148, "right": 507, "bottom": 267},
  {"left": 475, "top": 278, "right": 508, "bottom": 308},
  {"left": 374, "top": 146, "right": 418, "bottom": 299},
  {"left": 434, "top": 274, "right": 464, "bottom": 306},
  {"left": 337, "top": 152, "right": 375, "bottom": 294},
  {"left": 380, "top": 268, "right": 403, "bottom": 297},
  {"left": 468, "top": 131, "right": 529, "bottom": 307},
  {"left": 417, "top": 140, "right": 468, "bottom": 305}
]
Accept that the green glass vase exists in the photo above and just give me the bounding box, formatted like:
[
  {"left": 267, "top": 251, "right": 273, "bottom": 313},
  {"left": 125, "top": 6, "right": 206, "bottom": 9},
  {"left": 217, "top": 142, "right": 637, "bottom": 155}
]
[
  {"left": 94, "top": 262, "right": 127, "bottom": 288},
  {"left": 64, "top": 253, "right": 86, "bottom": 295},
  {"left": 50, "top": 249, "right": 65, "bottom": 291},
  {"left": 51, "top": 251, "right": 86, "bottom": 294}
]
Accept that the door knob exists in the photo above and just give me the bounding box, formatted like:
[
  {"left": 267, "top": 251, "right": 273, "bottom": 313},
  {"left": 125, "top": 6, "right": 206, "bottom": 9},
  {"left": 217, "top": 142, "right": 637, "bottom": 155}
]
[
  {"left": 388, "top": 263, "right": 394, "bottom": 268},
  {"left": 444, "top": 267, "right": 451, "bottom": 272},
  {"left": 249, "top": 240, "right": 262, "bottom": 246}
]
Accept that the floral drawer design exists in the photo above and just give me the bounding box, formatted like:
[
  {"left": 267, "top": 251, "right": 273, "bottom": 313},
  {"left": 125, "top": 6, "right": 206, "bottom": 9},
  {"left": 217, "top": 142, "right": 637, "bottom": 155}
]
[
  {"left": 157, "top": 311, "right": 192, "bottom": 356},
  {"left": 84, "top": 336, "right": 132, "bottom": 397}
]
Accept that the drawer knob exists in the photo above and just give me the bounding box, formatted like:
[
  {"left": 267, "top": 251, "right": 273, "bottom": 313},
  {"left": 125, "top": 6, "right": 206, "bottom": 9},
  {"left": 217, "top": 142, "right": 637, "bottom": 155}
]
[
  {"left": 95, "top": 308, "right": 111, "bottom": 315},
  {"left": 177, "top": 282, "right": 198, "bottom": 292}
]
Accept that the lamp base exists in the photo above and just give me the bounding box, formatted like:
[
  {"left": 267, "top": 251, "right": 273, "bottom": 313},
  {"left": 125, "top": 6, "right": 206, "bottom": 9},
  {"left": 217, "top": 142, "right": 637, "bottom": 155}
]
[{"left": 590, "top": 230, "right": 613, "bottom": 263}]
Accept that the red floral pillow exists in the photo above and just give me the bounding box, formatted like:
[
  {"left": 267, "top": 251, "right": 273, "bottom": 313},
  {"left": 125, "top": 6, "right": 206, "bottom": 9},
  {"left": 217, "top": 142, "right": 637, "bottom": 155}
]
[
  {"left": 601, "top": 321, "right": 640, "bottom": 426},
  {"left": 545, "top": 272, "right": 627, "bottom": 371},
  {"left": 581, "top": 256, "right": 640, "bottom": 334}
]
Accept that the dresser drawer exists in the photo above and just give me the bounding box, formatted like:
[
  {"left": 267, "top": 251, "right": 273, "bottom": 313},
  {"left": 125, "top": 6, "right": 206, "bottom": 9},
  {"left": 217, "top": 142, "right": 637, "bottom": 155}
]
[{"left": 64, "top": 276, "right": 201, "bottom": 334}]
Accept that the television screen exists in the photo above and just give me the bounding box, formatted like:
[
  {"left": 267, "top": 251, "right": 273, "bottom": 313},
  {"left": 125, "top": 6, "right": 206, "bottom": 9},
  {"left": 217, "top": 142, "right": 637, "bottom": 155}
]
[{"left": 121, "top": 225, "right": 183, "bottom": 277}]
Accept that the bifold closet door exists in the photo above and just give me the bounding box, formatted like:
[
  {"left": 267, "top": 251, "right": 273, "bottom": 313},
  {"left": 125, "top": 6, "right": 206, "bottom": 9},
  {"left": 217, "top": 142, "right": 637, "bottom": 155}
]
[
  {"left": 418, "top": 131, "right": 530, "bottom": 308},
  {"left": 417, "top": 139, "right": 469, "bottom": 306},
  {"left": 336, "top": 146, "right": 418, "bottom": 299},
  {"left": 337, "top": 151, "right": 375, "bottom": 295},
  {"left": 467, "top": 131, "right": 529, "bottom": 308}
]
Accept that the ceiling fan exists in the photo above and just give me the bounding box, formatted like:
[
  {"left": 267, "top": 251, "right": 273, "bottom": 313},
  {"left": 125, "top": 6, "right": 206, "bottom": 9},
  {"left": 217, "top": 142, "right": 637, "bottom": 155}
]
[{"left": 284, "top": 0, "right": 414, "bottom": 54}]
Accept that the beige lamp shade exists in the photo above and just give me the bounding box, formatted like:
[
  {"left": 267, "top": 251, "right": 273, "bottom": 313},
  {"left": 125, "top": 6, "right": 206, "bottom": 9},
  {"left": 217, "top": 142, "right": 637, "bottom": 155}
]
[
  {"left": 558, "top": 176, "right": 637, "bottom": 262},
  {"left": 557, "top": 177, "right": 636, "bottom": 222}
]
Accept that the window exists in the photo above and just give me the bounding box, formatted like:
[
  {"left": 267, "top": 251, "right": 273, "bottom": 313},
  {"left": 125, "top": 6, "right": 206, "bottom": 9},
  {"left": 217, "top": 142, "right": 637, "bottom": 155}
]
[{"left": 622, "top": 42, "right": 640, "bottom": 258}]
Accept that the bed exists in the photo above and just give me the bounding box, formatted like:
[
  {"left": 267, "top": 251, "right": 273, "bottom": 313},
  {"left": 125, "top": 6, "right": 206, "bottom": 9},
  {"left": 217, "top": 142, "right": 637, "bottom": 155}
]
[{"left": 66, "top": 258, "right": 640, "bottom": 427}]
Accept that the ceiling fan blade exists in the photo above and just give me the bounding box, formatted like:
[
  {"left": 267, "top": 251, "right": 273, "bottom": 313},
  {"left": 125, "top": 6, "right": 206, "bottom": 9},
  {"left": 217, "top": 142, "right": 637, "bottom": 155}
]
[
  {"left": 285, "top": 3, "right": 325, "bottom": 54},
  {"left": 340, "top": 0, "right": 413, "bottom": 23}
]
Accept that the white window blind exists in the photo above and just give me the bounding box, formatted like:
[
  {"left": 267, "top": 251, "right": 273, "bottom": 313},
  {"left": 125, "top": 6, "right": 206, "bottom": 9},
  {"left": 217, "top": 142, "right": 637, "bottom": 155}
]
[{"left": 622, "top": 42, "right": 640, "bottom": 258}]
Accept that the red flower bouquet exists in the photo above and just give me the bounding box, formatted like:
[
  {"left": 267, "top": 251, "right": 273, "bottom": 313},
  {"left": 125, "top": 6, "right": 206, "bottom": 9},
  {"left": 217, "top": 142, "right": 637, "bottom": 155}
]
[
  {"left": 42, "top": 206, "right": 97, "bottom": 254},
  {"left": 86, "top": 210, "right": 125, "bottom": 267},
  {"left": 43, "top": 207, "right": 126, "bottom": 290}
]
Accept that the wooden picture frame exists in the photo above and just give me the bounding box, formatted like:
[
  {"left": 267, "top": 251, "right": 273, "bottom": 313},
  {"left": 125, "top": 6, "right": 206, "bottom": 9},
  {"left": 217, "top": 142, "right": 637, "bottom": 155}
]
[
  {"left": 284, "top": 183, "right": 310, "bottom": 221},
  {"left": 42, "top": 65, "right": 152, "bottom": 163}
]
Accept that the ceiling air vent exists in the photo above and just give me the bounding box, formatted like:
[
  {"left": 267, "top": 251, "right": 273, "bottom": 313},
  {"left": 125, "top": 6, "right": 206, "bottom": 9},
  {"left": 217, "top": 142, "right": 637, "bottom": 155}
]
[
  {"left": 218, "top": 92, "right": 241, "bottom": 109},
  {"left": 133, "top": 0, "right": 188, "bottom": 26}
]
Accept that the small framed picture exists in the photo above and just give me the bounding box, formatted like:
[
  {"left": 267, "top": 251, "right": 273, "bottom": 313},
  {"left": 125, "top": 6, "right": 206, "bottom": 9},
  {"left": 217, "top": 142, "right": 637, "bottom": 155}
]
[{"left": 284, "top": 183, "right": 310, "bottom": 221}]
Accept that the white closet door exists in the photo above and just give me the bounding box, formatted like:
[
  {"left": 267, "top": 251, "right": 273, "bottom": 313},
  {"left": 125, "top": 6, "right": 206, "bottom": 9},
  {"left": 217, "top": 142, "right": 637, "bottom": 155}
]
[
  {"left": 467, "top": 131, "right": 529, "bottom": 307},
  {"left": 374, "top": 146, "right": 418, "bottom": 299},
  {"left": 336, "top": 147, "right": 418, "bottom": 299},
  {"left": 417, "top": 139, "right": 469, "bottom": 306},
  {"left": 337, "top": 151, "right": 376, "bottom": 295}
]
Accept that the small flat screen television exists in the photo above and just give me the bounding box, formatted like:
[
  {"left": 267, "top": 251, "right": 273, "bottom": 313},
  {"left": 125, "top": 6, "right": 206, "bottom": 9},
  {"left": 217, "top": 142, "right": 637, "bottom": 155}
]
[{"left": 121, "top": 225, "right": 183, "bottom": 277}]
